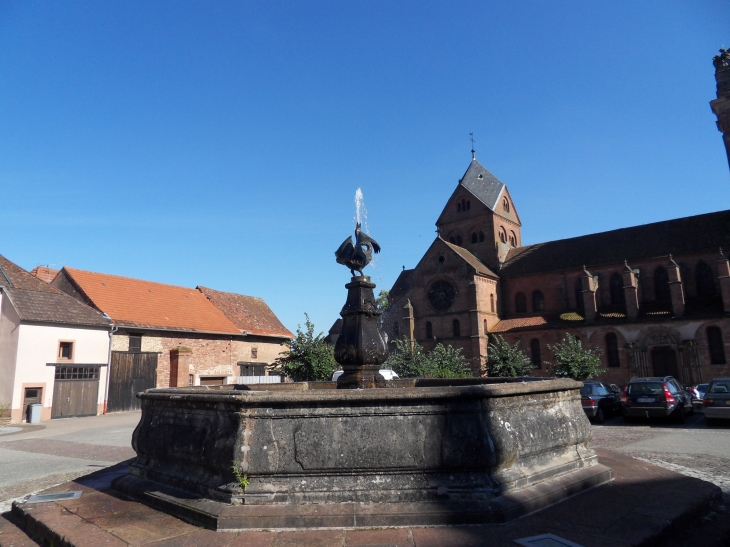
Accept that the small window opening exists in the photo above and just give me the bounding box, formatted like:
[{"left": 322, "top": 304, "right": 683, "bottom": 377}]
[
  {"left": 456, "top": 235, "right": 463, "bottom": 246},
  {"left": 466, "top": 200, "right": 471, "bottom": 210},
  {"left": 59, "top": 342, "right": 73, "bottom": 360},
  {"left": 426, "top": 321, "right": 433, "bottom": 339},
  {"left": 503, "top": 197, "right": 510, "bottom": 213},
  {"left": 532, "top": 291, "right": 544, "bottom": 312},
  {"left": 471, "top": 232, "right": 477, "bottom": 244},
  {"left": 490, "top": 293, "right": 495, "bottom": 313},
  {"left": 515, "top": 293, "right": 527, "bottom": 314},
  {"left": 508, "top": 231, "right": 517, "bottom": 246},
  {"left": 479, "top": 231, "right": 485, "bottom": 242},
  {"left": 453, "top": 319, "right": 461, "bottom": 337},
  {"left": 128, "top": 335, "right": 142, "bottom": 353}
]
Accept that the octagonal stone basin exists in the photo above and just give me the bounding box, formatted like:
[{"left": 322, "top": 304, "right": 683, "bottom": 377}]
[{"left": 113, "top": 377, "right": 612, "bottom": 529}]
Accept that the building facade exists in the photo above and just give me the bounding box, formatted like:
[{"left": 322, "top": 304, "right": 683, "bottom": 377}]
[{"left": 0, "top": 255, "right": 111, "bottom": 423}]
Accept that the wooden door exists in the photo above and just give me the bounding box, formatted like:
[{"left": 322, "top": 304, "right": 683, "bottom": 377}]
[
  {"left": 51, "top": 367, "right": 100, "bottom": 419},
  {"left": 108, "top": 352, "right": 158, "bottom": 412},
  {"left": 651, "top": 346, "right": 679, "bottom": 378},
  {"left": 22, "top": 387, "right": 42, "bottom": 422}
]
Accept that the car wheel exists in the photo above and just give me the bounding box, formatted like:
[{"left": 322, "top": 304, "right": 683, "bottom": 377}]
[{"left": 595, "top": 408, "right": 605, "bottom": 424}]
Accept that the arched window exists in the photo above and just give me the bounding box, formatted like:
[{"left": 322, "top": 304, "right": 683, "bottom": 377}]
[
  {"left": 490, "top": 293, "right": 495, "bottom": 313},
  {"left": 483, "top": 319, "right": 487, "bottom": 334},
  {"left": 531, "top": 339, "right": 541, "bottom": 369},
  {"left": 426, "top": 321, "right": 433, "bottom": 339},
  {"left": 499, "top": 227, "right": 507, "bottom": 244},
  {"left": 654, "top": 267, "right": 671, "bottom": 302},
  {"left": 478, "top": 231, "right": 485, "bottom": 242},
  {"left": 606, "top": 333, "right": 620, "bottom": 367},
  {"left": 509, "top": 231, "right": 517, "bottom": 246},
  {"left": 503, "top": 197, "right": 510, "bottom": 213},
  {"left": 609, "top": 273, "right": 625, "bottom": 307},
  {"left": 393, "top": 322, "right": 400, "bottom": 337},
  {"left": 453, "top": 319, "right": 461, "bottom": 337},
  {"left": 466, "top": 200, "right": 471, "bottom": 210},
  {"left": 515, "top": 292, "right": 527, "bottom": 314},
  {"left": 471, "top": 232, "right": 478, "bottom": 244},
  {"left": 456, "top": 235, "right": 463, "bottom": 246},
  {"left": 707, "top": 326, "right": 726, "bottom": 364},
  {"left": 696, "top": 261, "right": 716, "bottom": 298},
  {"left": 575, "top": 277, "right": 584, "bottom": 309},
  {"left": 532, "top": 290, "right": 545, "bottom": 312},
  {"left": 457, "top": 203, "right": 461, "bottom": 212}
]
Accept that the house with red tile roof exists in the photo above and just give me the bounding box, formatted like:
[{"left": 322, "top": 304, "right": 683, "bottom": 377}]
[
  {"left": 0, "top": 255, "right": 111, "bottom": 424},
  {"left": 51, "top": 268, "right": 292, "bottom": 410}
]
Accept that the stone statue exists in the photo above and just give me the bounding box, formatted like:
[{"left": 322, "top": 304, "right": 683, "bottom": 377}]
[
  {"left": 714, "top": 48, "right": 729, "bottom": 69},
  {"left": 334, "top": 222, "right": 381, "bottom": 276}
]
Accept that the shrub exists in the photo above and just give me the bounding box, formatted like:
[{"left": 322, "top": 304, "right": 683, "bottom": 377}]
[
  {"left": 485, "top": 335, "right": 534, "bottom": 377},
  {"left": 385, "top": 338, "right": 471, "bottom": 378},
  {"left": 270, "top": 314, "right": 337, "bottom": 382},
  {"left": 546, "top": 335, "right": 605, "bottom": 381}
]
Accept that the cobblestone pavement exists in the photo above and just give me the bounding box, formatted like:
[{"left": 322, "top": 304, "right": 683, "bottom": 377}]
[{"left": 590, "top": 413, "right": 730, "bottom": 496}]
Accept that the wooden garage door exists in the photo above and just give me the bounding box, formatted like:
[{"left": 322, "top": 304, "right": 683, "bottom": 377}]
[
  {"left": 108, "top": 352, "right": 158, "bottom": 412},
  {"left": 51, "top": 366, "right": 100, "bottom": 419}
]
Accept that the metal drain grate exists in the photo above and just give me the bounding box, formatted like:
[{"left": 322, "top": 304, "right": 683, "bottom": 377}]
[
  {"left": 514, "top": 533, "right": 585, "bottom": 547},
  {"left": 26, "top": 491, "right": 82, "bottom": 504}
]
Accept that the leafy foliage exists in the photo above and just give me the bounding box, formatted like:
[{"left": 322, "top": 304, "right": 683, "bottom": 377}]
[
  {"left": 546, "top": 335, "right": 605, "bottom": 381},
  {"left": 231, "top": 461, "right": 249, "bottom": 491},
  {"left": 485, "top": 335, "right": 534, "bottom": 377},
  {"left": 376, "top": 290, "right": 389, "bottom": 311},
  {"left": 384, "top": 337, "right": 471, "bottom": 378},
  {"left": 270, "top": 314, "right": 337, "bottom": 382}
]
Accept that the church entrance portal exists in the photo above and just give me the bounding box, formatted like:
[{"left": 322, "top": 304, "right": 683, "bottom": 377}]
[{"left": 651, "top": 346, "right": 678, "bottom": 378}]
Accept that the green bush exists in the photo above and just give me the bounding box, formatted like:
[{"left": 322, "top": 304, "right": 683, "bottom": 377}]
[
  {"left": 384, "top": 338, "right": 471, "bottom": 378},
  {"left": 270, "top": 314, "right": 337, "bottom": 382},
  {"left": 546, "top": 335, "right": 605, "bottom": 381},
  {"left": 485, "top": 335, "right": 534, "bottom": 377}
]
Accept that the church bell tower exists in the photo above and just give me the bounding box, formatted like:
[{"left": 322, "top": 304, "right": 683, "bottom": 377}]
[{"left": 710, "top": 48, "right": 730, "bottom": 170}]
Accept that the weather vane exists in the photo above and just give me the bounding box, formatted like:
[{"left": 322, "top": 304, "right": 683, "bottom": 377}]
[{"left": 470, "top": 132, "right": 476, "bottom": 160}]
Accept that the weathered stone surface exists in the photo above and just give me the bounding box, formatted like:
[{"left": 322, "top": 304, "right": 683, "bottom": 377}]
[{"left": 118, "top": 377, "right": 602, "bottom": 517}]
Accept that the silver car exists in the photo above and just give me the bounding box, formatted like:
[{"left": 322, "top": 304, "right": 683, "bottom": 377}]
[{"left": 703, "top": 378, "right": 730, "bottom": 425}]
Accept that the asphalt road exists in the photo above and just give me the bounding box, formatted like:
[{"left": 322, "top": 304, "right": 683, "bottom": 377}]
[
  {"left": 589, "top": 410, "right": 730, "bottom": 496},
  {"left": 0, "top": 411, "right": 139, "bottom": 512}
]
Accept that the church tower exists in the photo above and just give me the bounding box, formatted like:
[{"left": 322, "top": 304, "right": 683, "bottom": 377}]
[
  {"left": 435, "top": 157, "right": 521, "bottom": 272},
  {"left": 710, "top": 48, "right": 730, "bottom": 170}
]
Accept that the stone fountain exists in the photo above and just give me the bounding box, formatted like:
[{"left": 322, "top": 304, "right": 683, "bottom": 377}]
[{"left": 113, "top": 221, "right": 612, "bottom": 530}]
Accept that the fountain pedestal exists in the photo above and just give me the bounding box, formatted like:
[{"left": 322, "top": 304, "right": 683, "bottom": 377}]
[{"left": 334, "top": 276, "right": 387, "bottom": 389}]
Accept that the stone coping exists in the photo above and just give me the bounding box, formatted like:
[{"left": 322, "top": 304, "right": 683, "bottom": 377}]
[{"left": 140, "top": 377, "right": 582, "bottom": 405}]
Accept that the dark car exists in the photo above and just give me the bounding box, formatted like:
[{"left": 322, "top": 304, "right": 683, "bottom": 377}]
[
  {"left": 697, "top": 383, "right": 709, "bottom": 400},
  {"left": 703, "top": 378, "right": 730, "bottom": 425},
  {"left": 580, "top": 381, "right": 621, "bottom": 423},
  {"left": 621, "top": 376, "right": 694, "bottom": 423}
]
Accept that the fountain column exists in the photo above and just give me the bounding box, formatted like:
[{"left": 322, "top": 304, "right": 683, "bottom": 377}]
[{"left": 334, "top": 276, "right": 388, "bottom": 388}]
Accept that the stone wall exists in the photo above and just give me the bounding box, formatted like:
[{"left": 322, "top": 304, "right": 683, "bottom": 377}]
[{"left": 113, "top": 329, "right": 289, "bottom": 387}]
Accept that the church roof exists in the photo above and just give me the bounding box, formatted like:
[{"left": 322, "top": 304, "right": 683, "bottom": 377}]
[
  {"left": 442, "top": 240, "right": 499, "bottom": 277},
  {"left": 500, "top": 209, "right": 730, "bottom": 278},
  {"left": 458, "top": 159, "right": 506, "bottom": 211},
  {"left": 388, "top": 268, "right": 415, "bottom": 303}
]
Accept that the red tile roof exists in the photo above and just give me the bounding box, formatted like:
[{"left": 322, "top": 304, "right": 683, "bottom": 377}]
[
  {"left": 197, "top": 286, "right": 293, "bottom": 339},
  {"left": 61, "top": 268, "right": 240, "bottom": 334},
  {"left": 29, "top": 266, "right": 59, "bottom": 283}
]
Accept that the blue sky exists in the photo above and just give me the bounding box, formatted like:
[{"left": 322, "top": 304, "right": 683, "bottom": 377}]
[{"left": 1, "top": 1, "right": 728, "bottom": 335}]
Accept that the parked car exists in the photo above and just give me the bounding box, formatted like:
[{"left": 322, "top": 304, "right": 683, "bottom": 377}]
[
  {"left": 331, "top": 369, "right": 400, "bottom": 381},
  {"left": 703, "top": 378, "right": 730, "bottom": 425},
  {"left": 621, "top": 376, "right": 694, "bottom": 423},
  {"left": 683, "top": 385, "right": 703, "bottom": 409},
  {"left": 580, "top": 381, "right": 621, "bottom": 423},
  {"left": 696, "top": 383, "right": 709, "bottom": 400}
]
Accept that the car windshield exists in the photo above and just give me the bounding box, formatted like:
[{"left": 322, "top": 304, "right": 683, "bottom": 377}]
[
  {"left": 580, "top": 386, "right": 594, "bottom": 396},
  {"left": 698, "top": 384, "right": 709, "bottom": 391},
  {"left": 709, "top": 382, "right": 730, "bottom": 394},
  {"left": 628, "top": 382, "right": 663, "bottom": 395}
]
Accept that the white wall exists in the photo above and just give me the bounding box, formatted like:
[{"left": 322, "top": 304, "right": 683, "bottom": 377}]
[
  {"left": 13, "top": 323, "right": 110, "bottom": 420},
  {"left": 0, "top": 293, "right": 21, "bottom": 410}
]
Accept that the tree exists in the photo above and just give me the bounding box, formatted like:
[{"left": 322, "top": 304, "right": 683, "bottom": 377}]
[
  {"left": 546, "top": 335, "right": 605, "bottom": 381},
  {"left": 376, "top": 290, "right": 389, "bottom": 311},
  {"left": 384, "top": 337, "right": 471, "bottom": 378},
  {"left": 485, "top": 335, "right": 534, "bottom": 377},
  {"left": 270, "top": 314, "right": 337, "bottom": 382}
]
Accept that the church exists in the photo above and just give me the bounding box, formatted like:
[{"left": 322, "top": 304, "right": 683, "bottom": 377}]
[{"left": 383, "top": 48, "right": 730, "bottom": 386}]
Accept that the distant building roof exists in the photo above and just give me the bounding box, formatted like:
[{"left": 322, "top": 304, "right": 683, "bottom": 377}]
[
  {"left": 29, "top": 266, "right": 59, "bottom": 283},
  {"left": 458, "top": 159, "right": 506, "bottom": 211},
  {"left": 388, "top": 269, "right": 415, "bottom": 303},
  {"left": 197, "top": 286, "right": 293, "bottom": 339},
  {"left": 59, "top": 268, "right": 240, "bottom": 334},
  {"left": 443, "top": 239, "right": 499, "bottom": 277},
  {"left": 0, "top": 255, "right": 110, "bottom": 327},
  {"left": 501, "top": 210, "right": 730, "bottom": 278}
]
